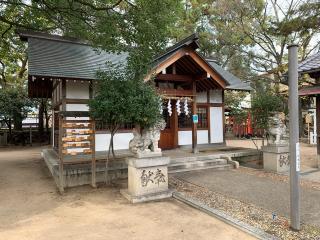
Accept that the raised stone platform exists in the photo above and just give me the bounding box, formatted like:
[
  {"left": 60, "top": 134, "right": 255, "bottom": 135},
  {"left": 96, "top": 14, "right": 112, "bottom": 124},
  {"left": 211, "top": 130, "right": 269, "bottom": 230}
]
[{"left": 42, "top": 147, "right": 261, "bottom": 190}]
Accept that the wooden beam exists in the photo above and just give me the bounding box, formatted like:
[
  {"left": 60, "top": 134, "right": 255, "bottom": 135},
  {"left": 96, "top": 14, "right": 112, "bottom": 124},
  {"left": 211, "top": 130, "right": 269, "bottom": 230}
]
[
  {"left": 158, "top": 88, "right": 194, "bottom": 97},
  {"left": 65, "top": 98, "right": 89, "bottom": 104},
  {"left": 144, "top": 48, "right": 187, "bottom": 81},
  {"left": 61, "top": 79, "right": 66, "bottom": 111},
  {"left": 188, "top": 51, "right": 226, "bottom": 88},
  {"left": 156, "top": 74, "right": 192, "bottom": 82}
]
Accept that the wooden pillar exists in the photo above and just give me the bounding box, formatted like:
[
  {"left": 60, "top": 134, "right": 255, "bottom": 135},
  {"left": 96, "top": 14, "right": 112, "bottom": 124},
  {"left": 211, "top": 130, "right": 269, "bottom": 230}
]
[
  {"left": 58, "top": 115, "right": 64, "bottom": 194},
  {"left": 61, "top": 79, "right": 66, "bottom": 111},
  {"left": 316, "top": 95, "right": 320, "bottom": 168},
  {"left": 192, "top": 80, "right": 198, "bottom": 153},
  {"left": 58, "top": 79, "right": 66, "bottom": 194}
]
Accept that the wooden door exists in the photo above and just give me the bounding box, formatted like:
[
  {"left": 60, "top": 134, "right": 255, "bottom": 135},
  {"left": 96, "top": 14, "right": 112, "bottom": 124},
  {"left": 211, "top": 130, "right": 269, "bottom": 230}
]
[{"left": 159, "top": 102, "right": 177, "bottom": 150}]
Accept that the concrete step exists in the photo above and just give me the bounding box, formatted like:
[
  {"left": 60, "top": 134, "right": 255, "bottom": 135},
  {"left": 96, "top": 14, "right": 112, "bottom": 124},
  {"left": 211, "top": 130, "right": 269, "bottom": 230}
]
[
  {"left": 169, "top": 158, "right": 228, "bottom": 171},
  {"left": 171, "top": 155, "right": 222, "bottom": 164},
  {"left": 169, "top": 164, "right": 232, "bottom": 174}
]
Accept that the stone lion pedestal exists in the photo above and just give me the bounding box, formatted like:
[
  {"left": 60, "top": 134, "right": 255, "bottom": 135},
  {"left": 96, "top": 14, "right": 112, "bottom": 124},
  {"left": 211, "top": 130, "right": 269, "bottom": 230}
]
[
  {"left": 262, "top": 144, "right": 290, "bottom": 173},
  {"left": 120, "top": 154, "right": 172, "bottom": 203}
]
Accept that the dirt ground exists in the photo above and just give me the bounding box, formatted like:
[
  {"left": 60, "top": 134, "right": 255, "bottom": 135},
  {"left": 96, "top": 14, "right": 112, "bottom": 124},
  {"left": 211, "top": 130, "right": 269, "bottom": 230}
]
[
  {"left": 226, "top": 139, "right": 318, "bottom": 170},
  {"left": 0, "top": 146, "right": 255, "bottom": 240}
]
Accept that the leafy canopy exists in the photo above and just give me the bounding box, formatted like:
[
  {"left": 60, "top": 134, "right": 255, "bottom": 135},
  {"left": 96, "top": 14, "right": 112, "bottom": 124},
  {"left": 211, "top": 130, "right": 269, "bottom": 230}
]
[
  {"left": 89, "top": 67, "right": 161, "bottom": 132},
  {"left": 251, "top": 91, "right": 285, "bottom": 131},
  {"left": 0, "top": 86, "right": 33, "bottom": 130}
]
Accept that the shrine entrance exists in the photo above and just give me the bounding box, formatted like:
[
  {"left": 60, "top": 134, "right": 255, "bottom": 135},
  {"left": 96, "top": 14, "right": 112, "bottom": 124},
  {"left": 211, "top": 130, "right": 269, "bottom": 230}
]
[{"left": 159, "top": 100, "right": 178, "bottom": 150}]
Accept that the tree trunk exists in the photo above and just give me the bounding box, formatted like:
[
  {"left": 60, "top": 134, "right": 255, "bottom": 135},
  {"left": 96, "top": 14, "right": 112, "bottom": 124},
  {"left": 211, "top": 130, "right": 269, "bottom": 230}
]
[
  {"left": 6, "top": 118, "right": 12, "bottom": 141},
  {"left": 13, "top": 115, "right": 22, "bottom": 131},
  {"left": 44, "top": 100, "right": 50, "bottom": 133},
  {"left": 105, "top": 127, "right": 117, "bottom": 184}
]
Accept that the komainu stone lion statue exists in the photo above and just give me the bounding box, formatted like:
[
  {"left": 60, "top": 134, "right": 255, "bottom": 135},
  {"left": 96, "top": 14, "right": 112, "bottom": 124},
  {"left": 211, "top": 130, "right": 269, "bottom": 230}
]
[
  {"left": 268, "top": 112, "right": 287, "bottom": 145},
  {"left": 129, "top": 119, "right": 166, "bottom": 157}
]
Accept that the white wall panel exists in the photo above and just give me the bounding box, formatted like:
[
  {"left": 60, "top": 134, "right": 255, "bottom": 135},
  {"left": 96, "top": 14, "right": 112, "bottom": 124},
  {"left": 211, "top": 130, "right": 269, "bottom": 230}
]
[
  {"left": 196, "top": 91, "right": 207, "bottom": 103},
  {"left": 210, "top": 107, "right": 224, "bottom": 143},
  {"left": 95, "top": 132, "right": 133, "bottom": 151},
  {"left": 66, "top": 104, "right": 89, "bottom": 111},
  {"left": 209, "top": 89, "right": 223, "bottom": 103},
  {"left": 178, "top": 130, "right": 209, "bottom": 145},
  {"left": 197, "top": 130, "right": 209, "bottom": 144},
  {"left": 66, "top": 104, "right": 89, "bottom": 120},
  {"left": 66, "top": 81, "right": 90, "bottom": 99},
  {"left": 178, "top": 131, "right": 192, "bottom": 145}
]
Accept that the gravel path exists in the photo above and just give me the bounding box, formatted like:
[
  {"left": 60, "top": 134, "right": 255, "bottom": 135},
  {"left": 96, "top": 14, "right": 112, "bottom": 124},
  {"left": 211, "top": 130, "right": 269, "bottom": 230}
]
[
  {"left": 173, "top": 168, "right": 320, "bottom": 227},
  {"left": 170, "top": 176, "right": 320, "bottom": 240}
]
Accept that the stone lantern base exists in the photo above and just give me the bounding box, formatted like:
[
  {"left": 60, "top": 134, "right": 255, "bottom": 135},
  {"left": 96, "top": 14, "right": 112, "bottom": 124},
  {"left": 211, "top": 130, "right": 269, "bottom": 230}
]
[
  {"left": 262, "top": 144, "right": 290, "bottom": 173},
  {"left": 120, "top": 155, "right": 172, "bottom": 203}
]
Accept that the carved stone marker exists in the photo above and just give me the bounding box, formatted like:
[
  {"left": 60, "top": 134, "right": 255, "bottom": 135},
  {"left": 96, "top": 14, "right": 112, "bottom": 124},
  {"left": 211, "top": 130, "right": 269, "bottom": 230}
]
[
  {"left": 262, "top": 144, "right": 290, "bottom": 173},
  {"left": 120, "top": 156, "right": 172, "bottom": 203}
]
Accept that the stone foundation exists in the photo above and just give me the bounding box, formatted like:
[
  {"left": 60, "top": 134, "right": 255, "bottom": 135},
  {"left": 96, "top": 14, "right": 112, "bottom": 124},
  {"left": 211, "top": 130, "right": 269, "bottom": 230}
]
[
  {"left": 121, "top": 156, "right": 172, "bottom": 203},
  {"left": 262, "top": 144, "right": 290, "bottom": 173}
]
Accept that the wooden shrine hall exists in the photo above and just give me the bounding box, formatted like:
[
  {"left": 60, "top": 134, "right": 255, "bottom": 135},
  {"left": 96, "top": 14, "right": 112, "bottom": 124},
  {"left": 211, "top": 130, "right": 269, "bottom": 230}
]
[{"left": 18, "top": 30, "right": 250, "bottom": 192}]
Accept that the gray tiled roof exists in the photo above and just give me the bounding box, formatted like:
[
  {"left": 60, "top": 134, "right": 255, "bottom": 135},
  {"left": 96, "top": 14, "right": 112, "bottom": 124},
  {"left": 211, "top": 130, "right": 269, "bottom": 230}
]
[
  {"left": 20, "top": 30, "right": 250, "bottom": 91},
  {"left": 206, "top": 59, "right": 251, "bottom": 91},
  {"left": 28, "top": 37, "right": 127, "bottom": 79},
  {"left": 298, "top": 51, "right": 320, "bottom": 73}
]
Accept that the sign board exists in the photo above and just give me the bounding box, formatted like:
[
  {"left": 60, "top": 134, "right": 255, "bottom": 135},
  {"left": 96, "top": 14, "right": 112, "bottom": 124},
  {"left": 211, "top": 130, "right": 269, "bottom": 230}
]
[
  {"left": 192, "top": 114, "right": 198, "bottom": 124},
  {"left": 305, "top": 114, "right": 312, "bottom": 124},
  {"left": 296, "top": 142, "right": 300, "bottom": 172}
]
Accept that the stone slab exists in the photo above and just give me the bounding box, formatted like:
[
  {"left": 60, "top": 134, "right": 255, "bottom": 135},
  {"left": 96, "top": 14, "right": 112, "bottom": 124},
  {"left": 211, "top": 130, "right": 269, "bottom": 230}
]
[
  {"left": 120, "top": 189, "right": 173, "bottom": 203},
  {"left": 126, "top": 156, "right": 170, "bottom": 168},
  {"left": 261, "top": 144, "right": 289, "bottom": 153},
  {"left": 128, "top": 164, "right": 169, "bottom": 196},
  {"left": 135, "top": 151, "right": 162, "bottom": 159},
  {"left": 262, "top": 144, "right": 290, "bottom": 173}
]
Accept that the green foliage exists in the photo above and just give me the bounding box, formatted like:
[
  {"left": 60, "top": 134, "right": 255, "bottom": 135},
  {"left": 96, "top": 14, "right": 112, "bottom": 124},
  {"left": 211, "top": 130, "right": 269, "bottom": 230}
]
[
  {"left": 89, "top": 66, "right": 161, "bottom": 157},
  {"left": 172, "top": 0, "right": 319, "bottom": 91},
  {"left": 0, "top": 0, "right": 182, "bottom": 89},
  {"left": 89, "top": 68, "right": 160, "bottom": 130},
  {"left": 251, "top": 92, "right": 284, "bottom": 132},
  {"left": 0, "top": 87, "right": 33, "bottom": 132},
  {"left": 225, "top": 90, "right": 248, "bottom": 125}
]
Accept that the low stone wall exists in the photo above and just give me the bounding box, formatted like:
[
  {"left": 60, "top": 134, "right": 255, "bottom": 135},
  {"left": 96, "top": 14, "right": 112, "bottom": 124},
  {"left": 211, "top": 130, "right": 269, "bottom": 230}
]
[
  {"left": 42, "top": 148, "right": 262, "bottom": 189},
  {"left": 230, "top": 150, "right": 262, "bottom": 165},
  {"left": 42, "top": 149, "right": 128, "bottom": 188}
]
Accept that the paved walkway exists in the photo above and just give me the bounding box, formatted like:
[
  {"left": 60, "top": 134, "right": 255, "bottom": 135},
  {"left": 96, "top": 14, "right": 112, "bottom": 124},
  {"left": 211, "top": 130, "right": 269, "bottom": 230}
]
[
  {"left": 174, "top": 168, "right": 320, "bottom": 227},
  {"left": 0, "top": 146, "right": 255, "bottom": 240}
]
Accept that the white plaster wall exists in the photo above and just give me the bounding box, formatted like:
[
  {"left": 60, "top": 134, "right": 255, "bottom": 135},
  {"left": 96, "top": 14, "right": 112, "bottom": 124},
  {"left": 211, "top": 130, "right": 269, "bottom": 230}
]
[
  {"left": 66, "top": 81, "right": 90, "bottom": 99},
  {"left": 197, "top": 130, "right": 209, "bottom": 144},
  {"left": 95, "top": 132, "right": 133, "bottom": 151},
  {"left": 196, "top": 91, "right": 207, "bottom": 103},
  {"left": 178, "top": 131, "right": 192, "bottom": 145},
  {"left": 178, "top": 130, "right": 209, "bottom": 145},
  {"left": 66, "top": 104, "right": 89, "bottom": 120},
  {"left": 66, "top": 104, "right": 89, "bottom": 111},
  {"left": 210, "top": 107, "right": 224, "bottom": 143},
  {"left": 209, "top": 89, "right": 223, "bottom": 103}
]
